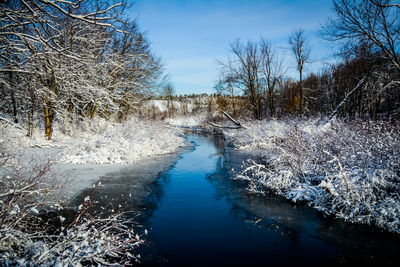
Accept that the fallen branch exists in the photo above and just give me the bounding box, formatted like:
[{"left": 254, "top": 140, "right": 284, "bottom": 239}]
[
  {"left": 0, "top": 116, "right": 26, "bottom": 131},
  {"left": 208, "top": 111, "right": 246, "bottom": 129},
  {"left": 320, "top": 75, "right": 367, "bottom": 125},
  {"left": 218, "top": 111, "right": 247, "bottom": 129},
  {"left": 208, "top": 122, "right": 242, "bottom": 129},
  {"left": 222, "top": 111, "right": 242, "bottom": 127},
  {"left": 31, "top": 143, "right": 60, "bottom": 148}
]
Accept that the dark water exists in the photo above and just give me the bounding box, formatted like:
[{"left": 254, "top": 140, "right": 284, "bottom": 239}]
[{"left": 71, "top": 133, "right": 400, "bottom": 266}]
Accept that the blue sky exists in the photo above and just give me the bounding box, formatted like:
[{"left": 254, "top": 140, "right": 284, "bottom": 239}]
[{"left": 130, "top": 0, "right": 337, "bottom": 95}]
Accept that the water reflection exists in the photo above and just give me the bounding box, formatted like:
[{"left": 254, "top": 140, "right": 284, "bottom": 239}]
[{"left": 145, "top": 134, "right": 338, "bottom": 266}]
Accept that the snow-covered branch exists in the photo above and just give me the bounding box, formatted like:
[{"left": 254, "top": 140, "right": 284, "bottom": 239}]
[{"left": 0, "top": 116, "right": 25, "bottom": 131}]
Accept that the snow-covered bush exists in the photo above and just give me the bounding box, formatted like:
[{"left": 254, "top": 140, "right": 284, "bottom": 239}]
[
  {"left": 0, "top": 158, "right": 145, "bottom": 266},
  {"left": 28, "top": 194, "right": 144, "bottom": 266},
  {"left": 230, "top": 119, "right": 400, "bottom": 233},
  {"left": 0, "top": 157, "right": 60, "bottom": 229}
]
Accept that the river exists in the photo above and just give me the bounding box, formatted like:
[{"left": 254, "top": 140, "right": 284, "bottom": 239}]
[{"left": 71, "top": 132, "right": 400, "bottom": 266}]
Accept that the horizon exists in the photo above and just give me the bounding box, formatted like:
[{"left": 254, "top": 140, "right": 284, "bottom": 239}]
[{"left": 131, "top": 0, "right": 338, "bottom": 95}]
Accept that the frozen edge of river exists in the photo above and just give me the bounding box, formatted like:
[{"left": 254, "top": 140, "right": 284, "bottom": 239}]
[{"left": 18, "top": 137, "right": 192, "bottom": 204}]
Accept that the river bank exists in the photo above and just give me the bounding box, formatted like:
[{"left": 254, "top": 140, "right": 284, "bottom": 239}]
[{"left": 217, "top": 118, "right": 400, "bottom": 234}]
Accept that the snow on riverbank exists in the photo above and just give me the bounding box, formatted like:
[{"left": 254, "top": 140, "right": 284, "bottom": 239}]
[
  {"left": 165, "top": 113, "right": 208, "bottom": 128},
  {"left": 60, "top": 118, "right": 185, "bottom": 164},
  {"left": 224, "top": 118, "right": 400, "bottom": 234},
  {"left": 1, "top": 117, "right": 185, "bottom": 165},
  {"left": 1, "top": 117, "right": 184, "bottom": 265},
  {"left": 1, "top": 117, "right": 185, "bottom": 199}
]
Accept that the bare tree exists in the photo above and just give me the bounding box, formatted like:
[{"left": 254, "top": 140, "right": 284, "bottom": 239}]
[
  {"left": 321, "top": 0, "right": 400, "bottom": 71},
  {"left": 217, "top": 40, "right": 265, "bottom": 119},
  {"left": 214, "top": 76, "right": 241, "bottom": 117},
  {"left": 260, "top": 39, "right": 285, "bottom": 117},
  {"left": 289, "top": 29, "right": 310, "bottom": 114},
  {"left": 163, "top": 83, "right": 176, "bottom": 117},
  {"left": 0, "top": 1, "right": 127, "bottom": 139},
  {"left": 320, "top": 0, "right": 400, "bottom": 118}
]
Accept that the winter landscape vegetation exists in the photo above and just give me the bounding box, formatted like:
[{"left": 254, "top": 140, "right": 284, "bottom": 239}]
[{"left": 0, "top": 0, "right": 400, "bottom": 266}]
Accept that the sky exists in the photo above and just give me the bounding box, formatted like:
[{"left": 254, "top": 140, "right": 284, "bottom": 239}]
[{"left": 129, "top": 0, "right": 337, "bottom": 95}]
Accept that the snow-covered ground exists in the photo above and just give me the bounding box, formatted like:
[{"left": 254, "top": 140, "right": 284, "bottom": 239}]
[
  {"left": 224, "top": 118, "right": 400, "bottom": 234},
  {"left": 2, "top": 117, "right": 185, "bottom": 164},
  {"left": 1, "top": 117, "right": 186, "bottom": 200},
  {"left": 165, "top": 113, "right": 208, "bottom": 128},
  {"left": 60, "top": 119, "right": 185, "bottom": 164},
  {"left": 144, "top": 99, "right": 196, "bottom": 114}
]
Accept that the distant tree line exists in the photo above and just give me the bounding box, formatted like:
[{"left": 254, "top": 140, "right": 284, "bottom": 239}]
[
  {"left": 216, "top": 0, "right": 400, "bottom": 120},
  {"left": 0, "top": 0, "right": 163, "bottom": 139}
]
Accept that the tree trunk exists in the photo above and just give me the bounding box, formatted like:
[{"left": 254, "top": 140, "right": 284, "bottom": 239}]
[
  {"left": 250, "top": 85, "right": 260, "bottom": 120},
  {"left": 232, "top": 98, "right": 237, "bottom": 117},
  {"left": 299, "top": 68, "right": 303, "bottom": 114},
  {"left": 44, "top": 98, "right": 54, "bottom": 140},
  {"left": 253, "top": 100, "right": 260, "bottom": 119},
  {"left": 44, "top": 70, "right": 56, "bottom": 140},
  {"left": 90, "top": 104, "right": 98, "bottom": 119},
  {"left": 9, "top": 72, "right": 18, "bottom": 123},
  {"left": 268, "top": 88, "right": 274, "bottom": 117},
  {"left": 27, "top": 110, "right": 33, "bottom": 137}
]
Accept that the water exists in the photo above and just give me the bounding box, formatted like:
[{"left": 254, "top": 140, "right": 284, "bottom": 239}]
[
  {"left": 146, "top": 134, "right": 400, "bottom": 266},
  {"left": 71, "top": 133, "right": 400, "bottom": 266}
]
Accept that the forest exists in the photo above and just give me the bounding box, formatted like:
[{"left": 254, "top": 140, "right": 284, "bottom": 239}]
[
  {"left": 0, "top": 0, "right": 163, "bottom": 140},
  {"left": 214, "top": 0, "right": 400, "bottom": 120}
]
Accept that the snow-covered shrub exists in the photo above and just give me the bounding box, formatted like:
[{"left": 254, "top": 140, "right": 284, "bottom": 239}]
[
  {"left": 231, "top": 119, "right": 400, "bottom": 233},
  {"left": 29, "top": 193, "right": 144, "bottom": 266},
  {"left": 0, "top": 157, "right": 60, "bottom": 229},
  {"left": 0, "top": 158, "right": 145, "bottom": 266}
]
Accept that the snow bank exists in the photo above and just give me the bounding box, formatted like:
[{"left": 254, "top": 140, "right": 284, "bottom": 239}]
[
  {"left": 165, "top": 113, "right": 207, "bottom": 128},
  {"left": 60, "top": 118, "right": 185, "bottom": 164},
  {"left": 227, "top": 119, "right": 400, "bottom": 234},
  {"left": 1, "top": 117, "right": 185, "bottom": 165},
  {"left": 223, "top": 119, "right": 289, "bottom": 150},
  {"left": 1, "top": 117, "right": 186, "bottom": 201},
  {"left": 1, "top": 118, "right": 181, "bottom": 265}
]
